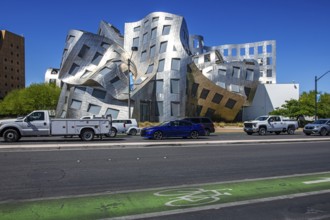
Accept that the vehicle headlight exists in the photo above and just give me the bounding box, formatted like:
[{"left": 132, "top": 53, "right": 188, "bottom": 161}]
[{"left": 252, "top": 123, "right": 257, "bottom": 127}]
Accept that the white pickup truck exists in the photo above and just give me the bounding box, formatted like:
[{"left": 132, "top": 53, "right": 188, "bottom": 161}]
[
  {"left": 243, "top": 115, "right": 299, "bottom": 135},
  {"left": 0, "top": 110, "right": 112, "bottom": 142}
]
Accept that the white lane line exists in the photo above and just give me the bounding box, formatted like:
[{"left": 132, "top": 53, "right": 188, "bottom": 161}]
[{"left": 303, "top": 177, "right": 330, "bottom": 184}]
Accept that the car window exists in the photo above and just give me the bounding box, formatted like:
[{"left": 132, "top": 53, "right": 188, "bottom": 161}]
[
  {"left": 201, "top": 118, "right": 211, "bottom": 123},
  {"left": 189, "top": 118, "right": 200, "bottom": 123},
  {"left": 179, "top": 120, "right": 191, "bottom": 126}
]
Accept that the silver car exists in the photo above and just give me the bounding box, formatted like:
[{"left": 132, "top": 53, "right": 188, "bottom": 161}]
[{"left": 303, "top": 119, "right": 330, "bottom": 136}]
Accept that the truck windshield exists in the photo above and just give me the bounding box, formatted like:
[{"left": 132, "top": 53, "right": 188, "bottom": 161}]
[{"left": 255, "top": 116, "right": 269, "bottom": 121}]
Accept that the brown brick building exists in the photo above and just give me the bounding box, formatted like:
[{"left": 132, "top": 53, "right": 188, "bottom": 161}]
[{"left": 0, "top": 30, "right": 25, "bottom": 99}]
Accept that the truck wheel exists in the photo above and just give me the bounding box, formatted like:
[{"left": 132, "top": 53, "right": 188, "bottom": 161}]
[
  {"left": 320, "top": 128, "right": 327, "bottom": 136},
  {"left": 80, "top": 129, "right": 94, "bottom": 141},
  {"left": 3, "top": 129, "right": 20, "bottom": 142},
  {"left": 109, "top": 127, "right": 117, "bottom": 137},
  {"left": 258, "top": 127, "right": 267, "bottom": 135},
  {"left": 129, "top": 129, "right": 137, "bottom": 136},
  {"left": 287, "top": 127, "right": 295, "bottom": 135}
]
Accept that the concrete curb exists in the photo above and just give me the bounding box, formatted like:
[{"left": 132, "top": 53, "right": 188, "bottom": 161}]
[{"left": 0, "top": 137, "right": 330, "bottom": 151}]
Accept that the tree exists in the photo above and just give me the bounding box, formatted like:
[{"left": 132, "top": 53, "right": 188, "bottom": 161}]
[
  {"left": 270, "top": 91, "right": 330, "bottom": 118},
  {"left": 0, "top": 83, "right": 61, "bottom": 116}
]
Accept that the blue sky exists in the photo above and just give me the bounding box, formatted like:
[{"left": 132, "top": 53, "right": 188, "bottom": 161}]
[{"left": 1, "top": 0, "right": 330, "bottom": 93}]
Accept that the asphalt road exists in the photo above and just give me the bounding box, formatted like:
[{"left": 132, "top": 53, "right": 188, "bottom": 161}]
[{"left": 1, "top": 140, "right": 330, "bottom": 202}]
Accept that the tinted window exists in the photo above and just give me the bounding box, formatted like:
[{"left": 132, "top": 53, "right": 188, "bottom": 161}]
[{"left": 201, "top": 118, "right": 212, "bottom": 123}]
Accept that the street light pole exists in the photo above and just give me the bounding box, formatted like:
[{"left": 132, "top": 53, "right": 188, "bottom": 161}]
[
  {"left": 128, "top": 46, "right": 138, "bottom": 118},
  {"left": 314, "top": 70, "right": 330, "bottom": 120}
]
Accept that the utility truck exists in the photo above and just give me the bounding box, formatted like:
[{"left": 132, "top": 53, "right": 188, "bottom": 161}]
[
  {"left": 0, "top": 110, "right": 112, "bottom": 142},
  {"left": 243, "top": 115, "right": 299, "bottom": 135}
]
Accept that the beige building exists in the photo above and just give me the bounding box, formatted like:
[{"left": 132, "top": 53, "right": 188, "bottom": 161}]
[{"left": 0, "top": 30, "right": 25, "bottom": 99}]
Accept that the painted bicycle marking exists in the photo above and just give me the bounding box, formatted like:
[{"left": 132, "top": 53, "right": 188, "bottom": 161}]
[{"left": 154, "top": 187, "right": 232, "bottom": 207}]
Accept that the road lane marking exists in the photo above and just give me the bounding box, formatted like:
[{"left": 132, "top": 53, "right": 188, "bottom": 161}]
[{"left": 303, "top": 177, "right": 330, "bottom": 184}]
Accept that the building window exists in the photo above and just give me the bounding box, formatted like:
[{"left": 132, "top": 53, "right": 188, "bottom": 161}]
[
  {"left": 223, "top": 49, "right": 228, "bottom": 56},
  {"left": 267, "top": 44, "right": 272, "bottom": 53},
  {"left": 196, "top": 105, "right": 203, "bottom": 115},
  {"left": 78, "top": 44, "right": 90, "bottom": 59},
  {"left": 92, "top": 89, "right": 106, "bottom": 99},
  {"left": 101, "top": 42, "right": 111, "bottom": 49},
  {"left": 212, "top": 93, "right": 223, "bottom": 104},
  {"left": 246, "top": 69, "right": 254, "bottom": 81},
  {"left": 150, "top": 45, "right": 155, "bottom": 58},
  {"left": 159, "top": 41, "right": 167, "bottom": 53},
  {"left": 218, "top": 69, "right": 226, "bottom": 76},
  {"left": 191, "top": 83, "right": 199, "bottom": 97},
  {"left": 267, "top": 69, "right": 273, "bottom": 77},
  {"left": 232, "top": 67, "right": 240, "bottom": 78},
  {"left": 249, "top": 47, "right": 254, "bottom": 55},
  {"left": 151, "top": 28, "right": 157, "bottom": 39},
  {"left": 67, "top": 35, "right": 75, "bottom": 43},
  {"left": 171, "top": 58, "right": 180, "bottom": 71},
  {"left": 110, "top": 76, "right": 120, "bottom": 84},
  {"left": 230, "top": 84, "right": 240, "bottom": 93},
  {"left": 143, "top": 33, "right": 148, "bottom": 44},
  {"left": 70, "top": 99, "right": 82, "bottom": 110},
  {"left": 267, "top": 57, "right": 273, "bottom": 65},
  {"left": 200, "top": 88, "right": 210, "bottom": 99},
  {"left": 156, "top": 80, "right": 163, "bottom": 93},
  {"left": 157, "top": 59, "right": 165, "bottom": 72},
  {"left": 134, "top": 26, "right": 140, "bottom": 32},
  {"left": 105, "top": 108, "right": 119, "bottom": 119},
  {"left": 171, "top": 102, "right": 180, "bottom": 116},
  {"left": 232, "top": 48, "right": 237, "bottom": 56},
  {"left": 74, "top": 86, "right": 86, "bottom": 94},
  {"left": 258, "top": 46, "right": 263, "bottom": 54},
  {"left": 156, "top": 101, "right": 163, "bottom": 116},
  {"left": 245, "top": 87, "right": 251, "bottom": 97},
  {"left": 91, "top": 52, "right": 103, "bottom": 65},
  {"left": 87, "top": 104, "right": 101, "bottom": 115},
  {"left": 146, "top": 64, "right": 154, "bottom": 74},
  {"left": 240, "top": 48, "right": 245, "bottom": 56},
  {"left": 68, "top": 63, "right": 80, "bottom": 75},
  {"left": 152, "top": 17, "right": 159, "bottom": 22},
  {"left": 170, "top": 79, "right": 180, "bottom": 94},
  {"left": 133, "top": 37, "right": 139, "bottom": 47},
  {"left": 162, "top": 25, "right": 171, "bottom": 35},
  {"left": 204, "top": 54, "right": 211, "bottom": 62},
  {"left": 225, "top": 98, "right": 236, "bottom": 109},
  {"left": 141, "top": 50, "right": 147, "bottom": 62},
  {"left": 205, "top": 108, "right": 215, "bottom": 118}
]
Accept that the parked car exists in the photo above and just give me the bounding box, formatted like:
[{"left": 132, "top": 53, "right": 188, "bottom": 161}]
[
  {"left": 182, "top": 117, "right": 215, "bottom": 136},
  {"left": 141, "top": 120, "right": 206, "bottom": 140},
  {"left": 243, "top": 115, "right": 299, "bottom": 135},
  {"left": 112, "top": 119, "right": 140, "bottom": 135},
  {"left": 303, "top": 119, "right": 330, "bottom": 136}
]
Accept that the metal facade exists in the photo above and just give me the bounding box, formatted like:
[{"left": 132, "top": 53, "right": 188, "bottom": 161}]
[{"left": 54, "top": 12, "right": 271, "bottom": 122}]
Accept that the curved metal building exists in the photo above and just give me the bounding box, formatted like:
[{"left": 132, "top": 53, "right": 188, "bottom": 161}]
[{"left": 55, "top": 12, "right": 268, "bottom": 122}]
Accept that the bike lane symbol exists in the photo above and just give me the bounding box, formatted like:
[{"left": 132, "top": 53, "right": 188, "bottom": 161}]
[{"left": 154, "top": 188, "right": 232, "bottom": 207}]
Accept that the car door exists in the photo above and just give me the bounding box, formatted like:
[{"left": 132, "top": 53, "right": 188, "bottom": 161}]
[
  {"left": 20, "top": 111, "right": 50, "bottom": 136},
  {"left": 178, "top": 120, "right": 192, "bottom": 137},
  {"left": 268, "top": 116, "right": 283, "bottom": 131}
]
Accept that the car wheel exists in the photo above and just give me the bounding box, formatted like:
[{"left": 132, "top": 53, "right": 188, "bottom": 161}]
[
  {"left": 80, "top": 129, "right": 94, "bottom": 141},
  {"left": 287, "top": 127, "right": 295, "bottom": 135},
  {"left": 153, "top": 131, "right": 163, "bottom": 140},
  {"left": 190, "top": 131, "right": 199, "bottom": 139},
  {"left": 205, "top": 129, "right": 210, "bottom": 136},
  {"left": 129, "top": 129, "right": 137, "bottom": 136},
  {"left": 258, "top": 127, "right": 266, "bottom": 135},
  {"left": 3, "top": 129, "right": 20, "bottom": 142},
  {"left": 320, "top": 128, "right": 327, "bottom": 136}
]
